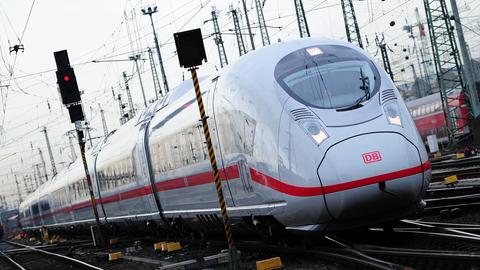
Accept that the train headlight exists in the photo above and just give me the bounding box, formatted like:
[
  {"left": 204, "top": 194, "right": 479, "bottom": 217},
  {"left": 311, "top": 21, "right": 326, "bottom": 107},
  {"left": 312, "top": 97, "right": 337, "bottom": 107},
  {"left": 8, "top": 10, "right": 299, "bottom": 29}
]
[
  {"left": 299, "top": 120, "right": 329, "bottom": 145},
  {"left": 383, "top": 101, "right": 403, "bottom": 126}
]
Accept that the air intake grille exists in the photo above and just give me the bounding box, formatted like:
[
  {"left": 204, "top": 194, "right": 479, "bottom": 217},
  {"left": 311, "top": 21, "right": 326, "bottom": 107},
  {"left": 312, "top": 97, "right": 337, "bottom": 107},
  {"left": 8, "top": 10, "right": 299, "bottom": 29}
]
[
  {"left": 290, "top": 108, "right": 315, "bottom": 121},
  {"left": 381, "top": 89, "right": 397, "bottom": 104}
]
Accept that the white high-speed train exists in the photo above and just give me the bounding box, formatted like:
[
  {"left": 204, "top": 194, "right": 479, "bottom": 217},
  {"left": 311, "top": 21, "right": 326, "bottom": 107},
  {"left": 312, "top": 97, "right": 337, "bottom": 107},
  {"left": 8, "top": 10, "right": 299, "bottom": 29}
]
[{"left": 19, "top": 38, "right": 431, "bottom": 235}]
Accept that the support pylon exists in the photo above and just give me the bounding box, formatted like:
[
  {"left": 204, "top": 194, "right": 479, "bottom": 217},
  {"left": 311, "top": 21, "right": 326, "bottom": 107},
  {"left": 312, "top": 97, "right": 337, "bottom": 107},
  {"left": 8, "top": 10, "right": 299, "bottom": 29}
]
[
  {"left": 375, "top": 34, "right": 394, "bottom": 81},
  {"left": 254, "top": 0, "right": 270, "bottom": 46},
  {"left": 148, "top": 48, "right": 163, "bottom": 98},
  {"left": 294, "top": 0, "right": 310, "bottom": 38},
  {"left": 230, "top": 5, "right": 247, "bottom": 56},
  {"left": 211, "top": 6, "right": 229, "bottom": 68},
  {"left": 340, "top": 0, "right": 363, "bottom": 48},
  {"left": 424, "top": 0, "right": 470, "bottom": 145}
]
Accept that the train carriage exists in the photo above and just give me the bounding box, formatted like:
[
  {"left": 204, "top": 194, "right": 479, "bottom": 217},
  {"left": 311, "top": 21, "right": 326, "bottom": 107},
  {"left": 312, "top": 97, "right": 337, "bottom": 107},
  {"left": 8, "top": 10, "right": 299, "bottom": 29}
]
[{"left": 19, "top": 37, "right": 430, "bottom": 234}]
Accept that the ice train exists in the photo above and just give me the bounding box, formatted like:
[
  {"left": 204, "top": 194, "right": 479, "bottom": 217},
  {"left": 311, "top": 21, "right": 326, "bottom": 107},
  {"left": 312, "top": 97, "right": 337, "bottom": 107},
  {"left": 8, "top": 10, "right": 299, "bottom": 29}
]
[{"left": 19, "top": 38, "right": 431, "bottom": 235}]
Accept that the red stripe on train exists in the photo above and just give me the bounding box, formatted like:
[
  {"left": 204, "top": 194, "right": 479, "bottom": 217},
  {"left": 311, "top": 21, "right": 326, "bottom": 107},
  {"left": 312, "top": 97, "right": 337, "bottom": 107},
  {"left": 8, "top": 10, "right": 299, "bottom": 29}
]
[
  {"left": 24, "top": 160, "right": 429, "bottom": 223},
  {"left": 249, "top": 160, "right": 430, "bottom": 196}
]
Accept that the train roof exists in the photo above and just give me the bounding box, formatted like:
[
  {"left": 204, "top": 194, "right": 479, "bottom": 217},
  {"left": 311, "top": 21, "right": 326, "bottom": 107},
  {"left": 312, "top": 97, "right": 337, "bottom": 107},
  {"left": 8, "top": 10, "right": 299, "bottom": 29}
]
[
  {"left": 227, "top": 37, "right": 375, "bottom": 74},
  {"left": 18, "top": 74, "right": 212, "bottom": 209},
  {"left": 406, "top": 88, "right": 463, "bottom": 110},
  {"left": 406, "top": 92, "right": 441, "bottom": 109},
  {"left": 19, "top": 148, "right": 96, "bottom": 209}
]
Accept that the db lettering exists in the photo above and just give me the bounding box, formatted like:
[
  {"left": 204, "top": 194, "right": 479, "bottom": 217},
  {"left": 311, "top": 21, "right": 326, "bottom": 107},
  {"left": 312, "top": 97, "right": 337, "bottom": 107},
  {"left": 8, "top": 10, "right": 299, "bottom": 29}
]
[{"left": 362, "top": 151, "right": 382, "bottom": 164}]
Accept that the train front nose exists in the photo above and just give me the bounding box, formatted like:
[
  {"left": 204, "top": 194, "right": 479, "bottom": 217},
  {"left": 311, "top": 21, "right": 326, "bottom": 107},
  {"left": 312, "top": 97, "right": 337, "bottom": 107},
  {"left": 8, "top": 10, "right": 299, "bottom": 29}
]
[{"left": 318, "top": 132, "right": 429, "bottom": 222}]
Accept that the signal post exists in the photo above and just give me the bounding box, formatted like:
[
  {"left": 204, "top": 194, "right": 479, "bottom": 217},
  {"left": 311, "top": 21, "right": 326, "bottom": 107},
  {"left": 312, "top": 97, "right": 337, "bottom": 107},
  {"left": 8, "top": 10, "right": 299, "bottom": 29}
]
[
  {"left": 54, "top": 50, "right": 105, "bottom": 247},
  {"left": 174, "top": 29, "right": 241, "bottom": 270}
]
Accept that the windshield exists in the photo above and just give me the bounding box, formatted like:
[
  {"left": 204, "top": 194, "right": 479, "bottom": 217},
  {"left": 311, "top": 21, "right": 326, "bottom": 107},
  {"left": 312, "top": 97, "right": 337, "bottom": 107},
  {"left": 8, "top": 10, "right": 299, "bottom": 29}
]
[{"left": 275, "top": 45, "right": 380, "bottom": 109}]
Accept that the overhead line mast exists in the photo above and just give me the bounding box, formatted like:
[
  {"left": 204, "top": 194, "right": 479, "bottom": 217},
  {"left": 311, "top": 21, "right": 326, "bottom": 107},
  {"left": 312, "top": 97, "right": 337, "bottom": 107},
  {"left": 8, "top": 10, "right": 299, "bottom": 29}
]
[
  {"left": 255, "top": 0, "right": 270, "bottom": 46},
  {"left": 148, "top": 48, "right": 163, "bottom": 98},
  {"left": 230, "top": 5, "right": 247, "bottom": 56},
  {"left": 242, "top": 0, "right": 256, "bottom": 51},
  {"left": 211, "top": 6, "right": 229, "bottom": 68},
  {"left": 340, "top": 0, "right": 363, "bottom": 48},
  {"left": 375, "top": 34, "right": 394, "bottom": 81},
  {"left": 294, "top": 0, "right": 310, "bottom": 38},
  {"left": 423, "top": 0, "right": 470, "bottom": 145}
]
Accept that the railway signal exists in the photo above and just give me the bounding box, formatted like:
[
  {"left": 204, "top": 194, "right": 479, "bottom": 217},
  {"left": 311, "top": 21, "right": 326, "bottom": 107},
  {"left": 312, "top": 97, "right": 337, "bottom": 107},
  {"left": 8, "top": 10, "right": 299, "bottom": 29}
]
[
  {"left": 174, "top": 28, "right": 241, "bottom": 270},
  {"left": 54, "top": 50, "right": 105, "bottom": 247}
]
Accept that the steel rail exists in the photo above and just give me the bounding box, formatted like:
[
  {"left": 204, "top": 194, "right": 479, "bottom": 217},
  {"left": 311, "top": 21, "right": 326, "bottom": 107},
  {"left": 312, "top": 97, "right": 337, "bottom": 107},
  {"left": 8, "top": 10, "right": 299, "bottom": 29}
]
[
  {"left": 413, "top": 221, "right": 480, "bottom": 228},
  {"left": 399, "top": 220, "right": 480, "bottom": 242},
  {"left": 0, "top": 250, "right": 26, "bottom": 270},
  {"left": 431, "top": 156, "right": 480, "bottom": 170},
  {"left": 431, "top": 167, "right": 480, "bottom": 182},
  {"left": 235, "top": 240, "right": 401, "bottom": 270},
  {"left": 324, "top": 235, "right": 405, "bottom": 270},
  {"left": 358, "top": 244, "right": 480, "bottom": 261},
  {"left": 6, "top": 241, "right": 103, "bottom": 270},
  {"left": 424, "top": 201, "right": 480, "bottom": 211},
  {"left": 426, "top": 185, "right": 480, "bottom": 197}
]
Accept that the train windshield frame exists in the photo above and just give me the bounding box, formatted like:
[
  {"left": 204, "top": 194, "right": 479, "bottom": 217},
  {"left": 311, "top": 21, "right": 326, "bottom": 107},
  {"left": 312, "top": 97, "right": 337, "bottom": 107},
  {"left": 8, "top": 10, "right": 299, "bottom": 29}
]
[{"left": 275, "top": 45, "right": 381, "bottom": 109}]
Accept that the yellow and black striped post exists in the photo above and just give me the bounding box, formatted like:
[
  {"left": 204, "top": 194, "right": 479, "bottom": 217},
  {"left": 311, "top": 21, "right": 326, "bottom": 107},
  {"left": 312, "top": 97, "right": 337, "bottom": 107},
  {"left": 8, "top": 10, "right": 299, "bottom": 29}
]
[
  {"left": 76, "top": 126, "right": 104, "bottom": 247},
  {"left": 190, "top": 68, "right": 241, "bottom": 269}
]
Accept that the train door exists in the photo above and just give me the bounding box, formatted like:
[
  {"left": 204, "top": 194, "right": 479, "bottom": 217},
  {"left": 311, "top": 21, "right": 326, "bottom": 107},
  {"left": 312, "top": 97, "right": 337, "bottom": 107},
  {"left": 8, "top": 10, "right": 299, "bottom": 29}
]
[
  {"left": 31, "top": 203, "right": 42, "bottom": 227},
  {"left": 91, "top": 150, "right": 108, "bottom": 221},
  {"left": 39, "top": 196, "right": 52, "bottom": 225},
  {"left": 207, "top": 77, "right": 258, "bottom": 206},
  {"left": 134, "top": 120, "right": 166, "bottom": 222},
  {"left": 63, "top": 176, "right": 75, "bottom": 222}
]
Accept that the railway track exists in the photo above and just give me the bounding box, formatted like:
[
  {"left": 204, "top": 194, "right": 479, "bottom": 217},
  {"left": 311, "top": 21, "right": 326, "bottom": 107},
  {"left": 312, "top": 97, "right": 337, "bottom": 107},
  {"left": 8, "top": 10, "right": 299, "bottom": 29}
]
[
  {"left": 331, "top": 219, "right": 480, "bottom": 269},
  {"left": 425, "top": 195, "right": 480, "bottom": 212},
  {"left": 425, "top": 185, "right": 480, "bottom": 198},
  {"left": 0, "top": 241, "right": 103, "bottom": 270},
  {"left": 431, "top": 166, "right": 480, "bottom": 182},
  {"left": 235, "top": 225, "right": 480, "bottom": 270},
  {"left": 431, "top": 156, "right": 480, "bottom": 170}
]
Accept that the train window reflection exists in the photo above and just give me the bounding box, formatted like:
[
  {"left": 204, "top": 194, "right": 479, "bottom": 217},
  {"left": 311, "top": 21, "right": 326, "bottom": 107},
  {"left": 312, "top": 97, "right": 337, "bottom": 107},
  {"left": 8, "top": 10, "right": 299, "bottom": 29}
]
[{"left": 275, "top": 45, "right": 380, "bottom": 109}]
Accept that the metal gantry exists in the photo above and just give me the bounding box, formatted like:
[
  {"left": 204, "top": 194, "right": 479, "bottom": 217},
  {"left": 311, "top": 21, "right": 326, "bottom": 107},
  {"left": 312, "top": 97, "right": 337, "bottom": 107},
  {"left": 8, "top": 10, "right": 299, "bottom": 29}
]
[
  {"left": 450, "top": 0, "right": 480, "bottom": 117},
  {"left": 376, "top": 34, "right": 394, "bottom": 81},
  {"left": 142, "top": 6, "right": 170, "bottom": 93},
  {"left": 415, "top": 7, "right": 434, "bottom": 94},
  {"left": 294, "top": 0, "right": 310, "bottom": 38},
  {"left": 148, "top": 48, "right": 162, "bottom": 98},
  {"left": 241, "top": 0, "right": 256, "bottom": 51},
  {"left": 424, "top": 0, "right": 469, "bottom": 145},
  {"left": 211, "top": 6, "right": 229, "bottom": 68},
  {"left": 122, "top": 72, "right": 136, "bottom": 120},
  {"left": 255, "top": 0, "right": 270, "bottom": 46},
  {"left": 340, "top": 0, "right": 363, "bottom": 48},
  {"left": 230, "top": 5, "right": 247, "bottom": 56},
  {"left": 41, "top": 126, "right": 57, "bottom": 177}
]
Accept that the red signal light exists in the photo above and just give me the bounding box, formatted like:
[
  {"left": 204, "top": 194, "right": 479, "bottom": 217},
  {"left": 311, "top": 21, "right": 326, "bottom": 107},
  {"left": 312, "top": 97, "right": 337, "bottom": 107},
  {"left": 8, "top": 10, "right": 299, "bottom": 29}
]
[{"left": 63, "top": 75, "right": 70, "bottom": 81}]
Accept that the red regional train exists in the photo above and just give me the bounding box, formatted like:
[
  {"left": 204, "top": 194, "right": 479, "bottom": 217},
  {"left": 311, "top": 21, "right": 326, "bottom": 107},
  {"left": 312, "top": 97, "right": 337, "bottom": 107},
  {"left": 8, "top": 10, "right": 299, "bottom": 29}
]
[{"left": 406, "top": 89, "right": 470, "bottom": 145}]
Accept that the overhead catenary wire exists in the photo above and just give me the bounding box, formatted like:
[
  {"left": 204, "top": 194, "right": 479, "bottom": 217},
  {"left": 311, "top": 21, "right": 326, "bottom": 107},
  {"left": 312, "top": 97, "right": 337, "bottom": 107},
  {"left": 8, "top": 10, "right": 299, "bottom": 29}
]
[{"left": 1, "top": 0, "right": 480, "bottom": 205}]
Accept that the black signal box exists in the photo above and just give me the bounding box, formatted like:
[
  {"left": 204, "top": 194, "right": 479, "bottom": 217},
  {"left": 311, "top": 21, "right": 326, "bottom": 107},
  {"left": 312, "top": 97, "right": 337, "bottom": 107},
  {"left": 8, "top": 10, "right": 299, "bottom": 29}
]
[
  {"left": 54, "top": 50, "right": 81, "bottom": 105},
  {"left": 174, "top": 28, "right": 207, "bottom": 68},
  {"left": 67, "top": 104, "right": 84, "bottom": 122}
]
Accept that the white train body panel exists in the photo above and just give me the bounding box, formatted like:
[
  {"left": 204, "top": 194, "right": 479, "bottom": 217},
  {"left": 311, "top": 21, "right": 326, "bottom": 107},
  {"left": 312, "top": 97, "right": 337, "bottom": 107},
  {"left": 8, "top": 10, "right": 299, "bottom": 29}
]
[{"left": 19, "top": 38, "right": 430, "bottom": 233}]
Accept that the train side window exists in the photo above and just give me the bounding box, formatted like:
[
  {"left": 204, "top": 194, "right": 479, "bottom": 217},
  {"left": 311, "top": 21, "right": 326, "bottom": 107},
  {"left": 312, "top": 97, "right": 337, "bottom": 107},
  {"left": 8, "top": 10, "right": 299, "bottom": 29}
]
[
  {"left": 41, "top": 201, "right": 50, "bottom": 212},
  {"left": 32, "top": 204, "right": 39, "bottom": 216},
  {"left": 158, "top": 142, "right": 165, "bottom": 173}
]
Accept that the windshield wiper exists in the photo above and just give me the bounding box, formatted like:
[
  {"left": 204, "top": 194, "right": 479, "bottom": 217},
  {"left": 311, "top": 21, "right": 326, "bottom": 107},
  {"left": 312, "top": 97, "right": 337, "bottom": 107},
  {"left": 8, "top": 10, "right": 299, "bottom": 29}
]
[
  {"left": 337, "top": 91, "right": 369, "bottom": 111},
  {"left": 336, "top": 67, "right": 371, "bottom": 112}
]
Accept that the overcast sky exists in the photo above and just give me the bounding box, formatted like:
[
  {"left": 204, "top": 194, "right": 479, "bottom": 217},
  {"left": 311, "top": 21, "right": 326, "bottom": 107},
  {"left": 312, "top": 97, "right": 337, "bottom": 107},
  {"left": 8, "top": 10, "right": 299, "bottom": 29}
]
[{"left": 0, "top": 0, "right": 479, "bottom": 207}]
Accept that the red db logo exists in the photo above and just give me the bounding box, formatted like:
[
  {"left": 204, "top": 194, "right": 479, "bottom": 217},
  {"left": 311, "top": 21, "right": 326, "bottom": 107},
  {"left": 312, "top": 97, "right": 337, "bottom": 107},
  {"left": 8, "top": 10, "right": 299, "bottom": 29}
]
[{"left": 362, "top": 151, "right": 382, "bottom": 164}]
